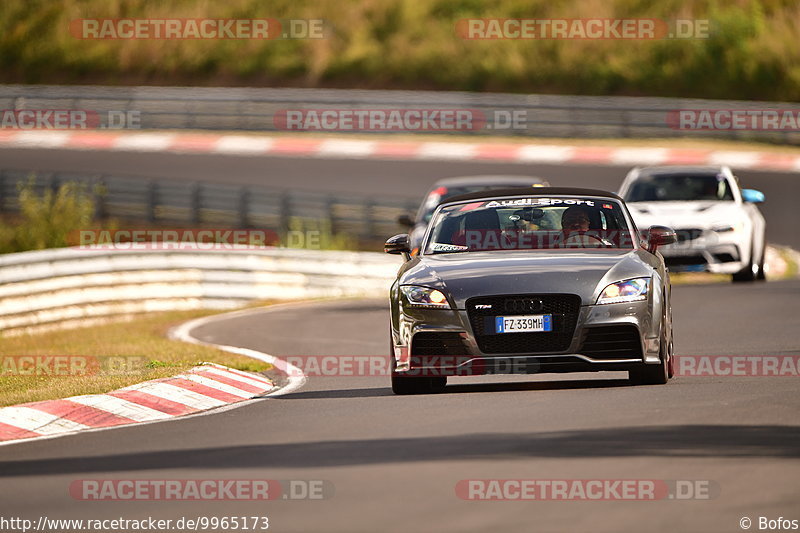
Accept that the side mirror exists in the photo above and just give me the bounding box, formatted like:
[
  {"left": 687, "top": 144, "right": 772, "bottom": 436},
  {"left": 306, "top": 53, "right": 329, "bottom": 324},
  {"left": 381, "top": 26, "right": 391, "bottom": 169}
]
[
  {"left": 397, "top": 214, "right": 415, "bottom": 228},
  {"left": 742, "top": 189, "right": 765, "bottom": 203},
  {"left": 647, "top": 225, "right": 677, "bottom": 254},
  {"left": 385, "top": 234, "right": 411, "bottom": 258}
]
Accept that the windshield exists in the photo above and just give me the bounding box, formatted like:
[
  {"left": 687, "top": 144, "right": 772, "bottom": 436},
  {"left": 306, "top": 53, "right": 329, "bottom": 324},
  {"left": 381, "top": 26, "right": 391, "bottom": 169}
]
[
  {"left": 423, "top": 196, "right": 636, "bottom": 254},
  {"left": 624, "top": 173, "right": 734, "bottom": 202}
]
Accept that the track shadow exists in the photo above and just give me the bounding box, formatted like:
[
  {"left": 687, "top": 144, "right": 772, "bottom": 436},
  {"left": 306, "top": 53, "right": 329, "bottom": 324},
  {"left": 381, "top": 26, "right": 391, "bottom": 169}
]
[
  {"left": 279, "top": 387, "right": 395, "bottom": 399},
  {"left": 1, "top": 425, "right": 797, "bottom": 477},
  {"left": 443, "top": 378, "right": 632, "bottom": 394},
  {"left": 279, "top": 378, "right": 632, "bottom": 400}
]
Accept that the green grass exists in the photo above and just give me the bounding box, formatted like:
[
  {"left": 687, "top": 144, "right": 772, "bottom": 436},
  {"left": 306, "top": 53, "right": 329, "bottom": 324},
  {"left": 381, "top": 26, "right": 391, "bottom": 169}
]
[
  {"left": 1, "top": 0, "right": 799, "bottom": 100},
  {"left": 776, "top": 246, "right": 799, "bottom": 278},
  {"left": 0, "top": 309, "right": 272, "bottom": 407},
  {"left": 0, "top": 179, "right": 99, "bottom": 254}
]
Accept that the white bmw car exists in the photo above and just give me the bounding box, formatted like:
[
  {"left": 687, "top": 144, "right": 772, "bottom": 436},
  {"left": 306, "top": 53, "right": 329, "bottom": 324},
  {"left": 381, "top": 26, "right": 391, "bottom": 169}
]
[{"left": 619, "top": 166, "right": 766, "bottom": 282}]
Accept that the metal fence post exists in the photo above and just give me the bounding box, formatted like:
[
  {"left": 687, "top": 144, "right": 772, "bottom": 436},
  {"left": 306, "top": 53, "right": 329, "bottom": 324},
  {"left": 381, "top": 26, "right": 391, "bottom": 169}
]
[
  {"left": 238, "top": 186, "right": 249, "bottom": 228},
  {"left": 190, "top": 182, "right": 201, "bottom": 224},
  {"left": 46, "top": 173, "right": 58, "bottom": 194},
  {"left": 279, "top": 192, "right": 291, "bottom": 235},
  {"left": 326, "top": 196, "right": 336, "bottom": 235},
  {"left": 622, "top": 110, "right": 631, "bottom": 137},
  {"left": 363, "top": 199, "right": 375, "bottom": 238},
  {"left": 147, "top": 179, "right": 157, "bottom": 223},
  {"left": 94, "top": 176, "right": 106, "bottom": 220}
]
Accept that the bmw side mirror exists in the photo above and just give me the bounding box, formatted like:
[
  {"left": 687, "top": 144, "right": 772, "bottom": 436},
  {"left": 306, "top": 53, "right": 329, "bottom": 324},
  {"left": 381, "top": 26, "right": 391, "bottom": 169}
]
[
  {"left": 397, "top": 214, "right": 415, "bottom": 228},
  {"left": 742, "top": 189, "right": 765, "bottom": 203},
  {"left": 647, "top": 225, "right": 677, "bottom": 254},
  {"left": 385, "top": 234, "right": 411, "bottom": 259}
]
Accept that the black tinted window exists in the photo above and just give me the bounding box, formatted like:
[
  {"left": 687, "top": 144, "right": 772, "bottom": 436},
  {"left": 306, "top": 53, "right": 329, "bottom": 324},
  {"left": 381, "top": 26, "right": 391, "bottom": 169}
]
[{"left": 625, "top": 174, "right": 734, "bottom": 202}]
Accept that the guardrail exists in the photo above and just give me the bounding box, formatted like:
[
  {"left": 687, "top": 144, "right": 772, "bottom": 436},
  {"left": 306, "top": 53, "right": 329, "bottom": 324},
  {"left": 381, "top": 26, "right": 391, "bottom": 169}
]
[
  {"left": 0, "top": 246, "right": 399, "bottom": 335},
  {"left": 1, "top": 85, "right": 799, "bottom": 144},
  {"left": 0, "top": 169, "right": 418, "bottom": 242}
]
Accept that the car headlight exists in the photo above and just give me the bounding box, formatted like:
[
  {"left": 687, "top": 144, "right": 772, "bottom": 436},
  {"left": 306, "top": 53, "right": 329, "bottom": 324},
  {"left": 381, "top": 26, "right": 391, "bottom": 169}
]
[
  {"left": 712, "top": 225, "right": 735, "bottom": 233},
  {"left": 400, "top": 286, "right": 451, "bottom": 308},
  {"left": 597, "top": 278, "right": 649, "bottom": 305},
  {"left": 712, "top": 221, "right": 744, "bottom": 233}
]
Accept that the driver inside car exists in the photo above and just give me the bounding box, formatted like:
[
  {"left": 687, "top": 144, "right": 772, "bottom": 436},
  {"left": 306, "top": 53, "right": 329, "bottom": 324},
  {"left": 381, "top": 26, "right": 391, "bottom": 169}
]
[
  {"left": 561, "top": 205, "right": 591, "bottom": 232},
  {"left": 561, "top": 205, "right": 607, "bottom": 247}
]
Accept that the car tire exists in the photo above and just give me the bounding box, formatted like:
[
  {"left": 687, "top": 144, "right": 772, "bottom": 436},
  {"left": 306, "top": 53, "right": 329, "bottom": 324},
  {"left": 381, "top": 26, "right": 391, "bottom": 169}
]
[
  {"left": 629, "top": 307, "right": 670, "bottom": 385},
  {"left": 756, "top": 236, "right": 767, "bottom": 281},
  {"left": 629, "top": 353, "right": 668, "bottom": 386},
  {"left": 391, "top": 376, "right": 446, "bottom": 395},
  {"left": 732, "top": 238, "right": 758, "bottom": 282},
  {"left": 389, "top": 333, "right": 447, "bottom": 395},
  {"left": 666, "top": 306, "right": 675, "bottom": 379}
]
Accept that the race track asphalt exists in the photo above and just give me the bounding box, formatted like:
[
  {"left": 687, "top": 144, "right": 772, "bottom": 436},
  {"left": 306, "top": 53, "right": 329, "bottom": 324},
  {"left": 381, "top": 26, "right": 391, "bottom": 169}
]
[
  {"left": 1, "top": 280, "right": 798, "bottom": 533},
  {"left": 0, "top": 147, "right": 797, "bottom": 532}
]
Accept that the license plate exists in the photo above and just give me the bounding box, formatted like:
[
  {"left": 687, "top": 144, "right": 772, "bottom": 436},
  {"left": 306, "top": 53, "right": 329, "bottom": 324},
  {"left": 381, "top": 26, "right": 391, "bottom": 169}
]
[{"left": 495, "top": 314, "right": 552, "bottom": 334}]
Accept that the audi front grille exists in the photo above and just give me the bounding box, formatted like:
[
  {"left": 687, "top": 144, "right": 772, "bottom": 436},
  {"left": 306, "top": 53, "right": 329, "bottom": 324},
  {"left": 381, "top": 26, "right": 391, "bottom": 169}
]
[{"left": 466, "top": 294, "right": 581, "bottom": 354}]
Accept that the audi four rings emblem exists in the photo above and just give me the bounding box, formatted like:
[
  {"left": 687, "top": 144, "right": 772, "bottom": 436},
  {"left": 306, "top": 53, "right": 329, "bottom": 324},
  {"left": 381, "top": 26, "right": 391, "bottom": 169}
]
[{"left": 504, "top": 298, "right": 544, "bottom": 313}]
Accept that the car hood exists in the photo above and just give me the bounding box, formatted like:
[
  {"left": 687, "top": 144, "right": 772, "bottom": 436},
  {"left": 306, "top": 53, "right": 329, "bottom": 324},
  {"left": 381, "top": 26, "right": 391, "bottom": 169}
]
[
  {"left": 401, "top": 249, "right": 653, "bottom": 308},
  {"left": 627, "top": 201, "right": 743, "bottom": 230}
]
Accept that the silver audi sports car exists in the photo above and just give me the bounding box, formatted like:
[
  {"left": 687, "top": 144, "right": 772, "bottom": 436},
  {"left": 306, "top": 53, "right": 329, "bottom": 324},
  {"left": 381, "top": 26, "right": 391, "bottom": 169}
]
[
  {"left": 385, "top": 187, "right": 677, "bottom": 394},
  {"left": 398, "top": 175, "right": 551, "bottom": 254}
]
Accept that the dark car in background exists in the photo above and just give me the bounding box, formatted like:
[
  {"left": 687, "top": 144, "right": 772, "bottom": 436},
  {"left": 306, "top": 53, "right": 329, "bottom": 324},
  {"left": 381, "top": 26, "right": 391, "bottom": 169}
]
[
  {"left": 398, "top": 175, "right": 550, "bottom": 254},
  {"left": 385, "top": 187, "right": 677, "bottom": 395}
]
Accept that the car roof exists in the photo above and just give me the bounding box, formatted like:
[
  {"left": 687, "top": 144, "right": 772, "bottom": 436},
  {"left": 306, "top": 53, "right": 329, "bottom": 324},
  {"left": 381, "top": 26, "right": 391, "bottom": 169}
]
[
  {"left": 432, "top": 175, "right": 548, "bottom": 187},
  {"left": 635, "top": 166, "right": 725, "bottom": 175},
  {"left": 442, "top": 187, "right": 623, "bottom": 204}
]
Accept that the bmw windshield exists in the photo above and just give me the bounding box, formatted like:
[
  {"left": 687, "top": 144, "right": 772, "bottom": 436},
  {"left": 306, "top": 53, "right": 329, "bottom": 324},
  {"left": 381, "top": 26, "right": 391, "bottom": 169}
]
[
  {"left": 624, "top": 173, "right": 735, "bottom": 202},
  {"left": 423, "top": 196, "right": 637, "bottom": 254}
]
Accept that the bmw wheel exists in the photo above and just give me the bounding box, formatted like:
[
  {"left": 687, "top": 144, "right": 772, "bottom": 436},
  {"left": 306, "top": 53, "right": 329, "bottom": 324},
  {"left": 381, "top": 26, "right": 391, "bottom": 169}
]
[
  {"left": 756, "top": 235, "right": 767, "bottom": 281},
  {"left": 732, "top": 237, "right": 759, "bottom": 282}
]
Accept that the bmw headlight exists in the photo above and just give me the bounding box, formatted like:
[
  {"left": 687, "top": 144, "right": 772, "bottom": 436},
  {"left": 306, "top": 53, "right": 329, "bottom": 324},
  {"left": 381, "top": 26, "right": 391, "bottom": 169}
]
[
  {"left": 400, "top": 286, "right": 451, "bottom": 308},
  {"left": 712, "top": 221, "right": 744, "bottom": 233},
  {"left": 597, "top": 278, "right": 649, "bottom": 305}
]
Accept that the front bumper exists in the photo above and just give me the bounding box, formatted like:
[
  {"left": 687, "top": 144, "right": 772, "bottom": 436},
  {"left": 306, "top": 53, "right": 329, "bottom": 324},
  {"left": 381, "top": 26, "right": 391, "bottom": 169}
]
[
  {"left": 393, "top": 299, "right": 660, "bottom": 376},
  {"left": 659, "top": 230, "right": 745, "bottom": 274}
]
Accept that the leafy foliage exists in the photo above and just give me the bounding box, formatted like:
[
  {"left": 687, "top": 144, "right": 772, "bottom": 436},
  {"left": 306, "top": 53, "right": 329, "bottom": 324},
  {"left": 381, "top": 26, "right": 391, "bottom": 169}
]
[{"left": 1, "top": 0, "right": 798, "bottom": 99}]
